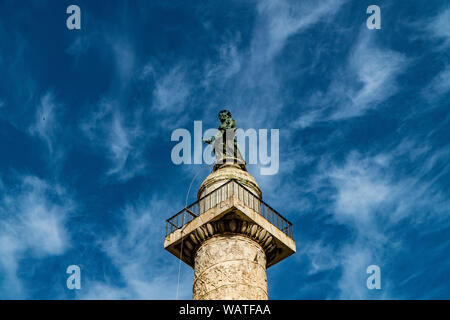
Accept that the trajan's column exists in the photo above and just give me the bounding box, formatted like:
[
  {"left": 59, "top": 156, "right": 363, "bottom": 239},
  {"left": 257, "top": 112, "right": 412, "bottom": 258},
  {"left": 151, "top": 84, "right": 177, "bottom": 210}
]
[{"left": 164, "top": 110, "right": 296, "bottom": 300}]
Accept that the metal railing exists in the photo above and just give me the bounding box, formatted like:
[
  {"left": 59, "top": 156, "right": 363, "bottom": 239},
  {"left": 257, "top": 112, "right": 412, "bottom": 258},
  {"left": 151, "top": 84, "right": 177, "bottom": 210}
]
[{"left": 165, "top": 179, "right": 293, "bottom": 239}]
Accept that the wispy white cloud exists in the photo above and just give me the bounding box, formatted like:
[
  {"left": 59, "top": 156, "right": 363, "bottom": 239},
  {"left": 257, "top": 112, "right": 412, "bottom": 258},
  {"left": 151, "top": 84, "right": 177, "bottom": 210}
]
[
  {"left": 336, "top": 244, "right": 388, "bottom": 299},
  {"left": 202, "top": 38, "right": 242, "bottom": 89},
  {"left": 324, "top": 144, "right": 448, "bottom": 231},
  {"left": 81, "top": 99, "right": 147, "bottom": 181},
  {"left": 69, "top": 29, "right": 192, "bottom": 180},
  {"left": 418, "top": 7, "right": 450, "bottom": 102},
  {"left": 256, "top": 0, "right": 347, "bottom": 59},
  {"left": 308, "top": 139, "right": 450, "bottom": 298},
  {"left": 28, "top": 91, "right": 61, "bottom": 154},
  {"left": 327, "top": 152, "right": 391, "bottom": 228},
  {"left": 0, "top": 175, "right": 74, "bottom": 299},
  {"left": 65, "top": 29, "right": 151, "bottom": 181},
  {"left": 298, "top": 241, "right": 341, "bottom": 276},
  {"left": 295, "top": 31, "right": 408, "bottom": 127},
  {"left": 66, "top": 35, "right": 92, "bottom": 58},
  {"left": 80, "top": 196, "right": 192, "bottom": 299},
  {"left": 423, "top": 64, "right": 450, "bottom": 100},
  {"left": 136, "top": 62, "right": 192, "bottom": 131},
  {"left": 199, "top": 0, "right": 347, "bottom": 129},
  {"left": 426, "top": 7, "right": 450, "bottom": 49},
  {"left": 152, "top": 66, "right": 190, "bottom": 114},
  {"left": 111, "top": 38, "right": 137, "bottom": 87}
]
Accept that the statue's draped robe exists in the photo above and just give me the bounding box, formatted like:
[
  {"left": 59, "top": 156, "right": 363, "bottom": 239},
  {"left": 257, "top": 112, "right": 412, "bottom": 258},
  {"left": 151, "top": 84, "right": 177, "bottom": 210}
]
[{"left": 212, "top": 118, "right": 244, "bottom": 164}]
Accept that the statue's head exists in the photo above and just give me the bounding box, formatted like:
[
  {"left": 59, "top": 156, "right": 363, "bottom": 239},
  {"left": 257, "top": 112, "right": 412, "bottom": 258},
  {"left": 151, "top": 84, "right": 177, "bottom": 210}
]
[{"left": 218, "top": 109, "right": 231, "bottom": 122}]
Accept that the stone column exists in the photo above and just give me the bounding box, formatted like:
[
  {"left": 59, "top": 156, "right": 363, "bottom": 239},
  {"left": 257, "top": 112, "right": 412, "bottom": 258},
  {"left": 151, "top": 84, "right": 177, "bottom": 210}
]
[{"left": 193, "top": 233, "right": 268, "bottom": 300}]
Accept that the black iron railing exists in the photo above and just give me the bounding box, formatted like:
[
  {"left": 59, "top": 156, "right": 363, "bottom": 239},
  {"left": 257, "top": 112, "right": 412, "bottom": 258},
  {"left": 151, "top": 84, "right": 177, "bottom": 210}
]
[{"left": 165, "top": 179, "right": 293, "bottom": 239}]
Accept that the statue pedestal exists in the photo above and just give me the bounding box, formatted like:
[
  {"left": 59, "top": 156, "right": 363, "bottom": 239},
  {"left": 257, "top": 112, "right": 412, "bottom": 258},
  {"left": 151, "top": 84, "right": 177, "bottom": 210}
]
[{"left": 213, "top": 156, "right": 246, "bottom": 172}]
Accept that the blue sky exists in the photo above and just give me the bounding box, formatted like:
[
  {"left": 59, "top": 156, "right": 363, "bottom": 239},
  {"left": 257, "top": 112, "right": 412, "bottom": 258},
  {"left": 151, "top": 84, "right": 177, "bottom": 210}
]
[{"left": 0, "top": 0, "right": 449, "bottom": 299}]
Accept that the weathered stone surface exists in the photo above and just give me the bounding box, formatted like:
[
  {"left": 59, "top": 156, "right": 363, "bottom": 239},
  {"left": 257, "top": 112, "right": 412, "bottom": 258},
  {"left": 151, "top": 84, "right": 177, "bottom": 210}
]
[
  {"left": 229, "top": 219, "right": 237, "bottom": 232},
  {"left": 206, "top": 223, "right": 214, "bottom": 235},
  {"left": 197, "top": 164, "right": 261, "bottom": 200},
  {"left": 258, "top": 230, "right": 268, "bottom": 242},
  {"left": 263, "top": 235, "right": 273, "bottom": 248},
  {"left": 240, "top": 220, "right": 248, "bottom": 233},
  {"left": 250, "top": 224, "right": 258, "bottom": 237},
  {"left": 185, "top": 240, "right": 193, "bottom": 250},
  {"left": 217, "top": 221, "right": 225, "bottom": 233},
  {"left": 197, "top": 227, "right": 206, "bottom": 241},
  {"left": 189, "top": 233, "right": 199, "bottom": 245},
  {"left": 193, "top": 234, "right": 268, "bottom": 300}
]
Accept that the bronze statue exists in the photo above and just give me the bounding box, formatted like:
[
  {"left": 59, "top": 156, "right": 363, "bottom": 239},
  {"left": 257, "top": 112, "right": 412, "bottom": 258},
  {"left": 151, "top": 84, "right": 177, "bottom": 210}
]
[{"left": 203, "top": 110, "right": 245, "bottom": 167}]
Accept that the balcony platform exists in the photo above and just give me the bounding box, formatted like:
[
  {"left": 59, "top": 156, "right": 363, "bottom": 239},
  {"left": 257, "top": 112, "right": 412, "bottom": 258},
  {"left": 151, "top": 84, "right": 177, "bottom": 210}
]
[{"left": 164, "top": 179, "right": 296, "bottom": 268}]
